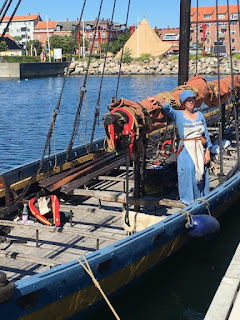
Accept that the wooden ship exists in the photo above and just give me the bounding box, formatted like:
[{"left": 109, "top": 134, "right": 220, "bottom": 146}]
[{"left": 0, "top": 0, "right": 240, "bottom": 319}]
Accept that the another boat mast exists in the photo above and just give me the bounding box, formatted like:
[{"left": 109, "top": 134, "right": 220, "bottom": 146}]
[{"left": 178, "top": 0, "right": 191, "bottom": 85}]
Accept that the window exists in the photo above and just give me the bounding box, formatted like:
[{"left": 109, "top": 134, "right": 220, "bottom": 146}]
[
  {"left": 56, "top": 26, "right": 60, "bottom": 31},
  {"left": 218, "top": 14, "right": 225, "bottom": 19},
  {"left": 231, "top": 30, "right": 236, "bottom": 34},
  {"left": 231, "top": 21, "right": 237, "bottom": 25},
  {"left": 102, "top": 33, "right": 105, "bottom": 39},
  {"left": 37, "top": 35, "right": 41, "bottom": 40},
  {"left": 89, "top": 33, "right": 93, "bottom": 38},
  {"left": 232, "top": 38, "right": 235, "bottom": 43},
  {"left": 204, "top": 14, "right": 212, "bottom": 19},
  {"left": 21, "top": 27, "right": 27, "bottom": 32},
  {"left": 27, "top": 29, "right": 30, "bottom": 32},
  {"left": 206, "top": 39, "right": 210, "bottom": 43},
  {"left": 206, "top": 31, "right": 211, "bottom": 35},
  {"left": 21, "top": 34, "right": 26, "bottom": 38},
  {"left": 232, "top": 47, "right": 236, "bottom": 51},
  {"left": 231, "top": 13, "right": 238, "bottom": 20}
]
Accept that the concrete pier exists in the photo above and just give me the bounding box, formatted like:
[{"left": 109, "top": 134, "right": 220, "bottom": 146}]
[
  {"left": 205, "top": 243, "right": 240, "bottom": 320},
  {"left": 0, "top": 62, "right": 69, "bottom": 79}
]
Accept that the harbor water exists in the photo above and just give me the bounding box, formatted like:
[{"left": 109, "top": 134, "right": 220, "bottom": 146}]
[{"left": 0, "top": 75, "right": 239, "bottom": 319}]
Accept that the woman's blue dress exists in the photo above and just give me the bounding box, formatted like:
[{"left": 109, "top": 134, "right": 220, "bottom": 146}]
[{"left": 161, "top": 103, "right": 212, "bottom": 205}]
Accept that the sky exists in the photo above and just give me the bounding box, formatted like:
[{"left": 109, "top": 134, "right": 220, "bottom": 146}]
[{"left": 9, "top": 0, "right": 239, "bottom": 28}]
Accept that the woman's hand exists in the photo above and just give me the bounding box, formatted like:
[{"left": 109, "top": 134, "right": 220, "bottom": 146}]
[
  {"left": 148, "top": 97, "right": 165, "bottom": 107},
  {"left": 204, "top": 148, "right": 211, "bottom": 164}
]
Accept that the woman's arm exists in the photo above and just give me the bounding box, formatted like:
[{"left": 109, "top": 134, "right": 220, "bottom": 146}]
[
  {"left": 200, "top": 113, "right": 212, "bottom": 164},
  {"left": 148, "top": 97, "right": 178, "bottom": 122}
]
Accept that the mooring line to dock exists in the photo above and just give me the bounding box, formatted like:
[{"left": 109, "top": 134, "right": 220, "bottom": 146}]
[{"left": 77, "top": 255, "right": 121, "bottom": 320}]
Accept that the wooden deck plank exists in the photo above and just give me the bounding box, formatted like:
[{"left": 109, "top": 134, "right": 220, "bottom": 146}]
[{"left": 72, "top": 189, "right": 185, "bottom": 208}]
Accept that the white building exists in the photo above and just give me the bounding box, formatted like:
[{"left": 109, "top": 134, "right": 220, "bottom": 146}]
[{"left": 0, "top": 14, "right": 41, "bottom": 47}]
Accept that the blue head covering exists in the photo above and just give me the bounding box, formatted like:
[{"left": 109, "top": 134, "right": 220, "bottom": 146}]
[{"left": 180, "top": 90, "right": 195, "bottom": 103}]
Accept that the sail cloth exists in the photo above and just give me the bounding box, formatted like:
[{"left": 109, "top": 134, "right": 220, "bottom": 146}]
[
  {"left": 106, "top": 74, "right": 240, "bottom": 133},
  {"left": 115, "top": 18, "right": 172, "bottom": 59}
]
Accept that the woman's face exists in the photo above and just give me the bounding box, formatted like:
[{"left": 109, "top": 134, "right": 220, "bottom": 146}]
[{"left": 184, "top": 97, "right": 196, "bottom": 112}]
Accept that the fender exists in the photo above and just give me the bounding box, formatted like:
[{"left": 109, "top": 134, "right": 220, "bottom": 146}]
[{"left": 28, "top": 195, "right": 60, "bottom": 226}]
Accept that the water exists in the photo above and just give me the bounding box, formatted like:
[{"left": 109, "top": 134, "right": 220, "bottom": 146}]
[
  {"left": 0, "top": 75, "right": 177, "bottom": 172},
  {"left": 0, "top": 75, "right": 239, "bottom": 319},
  {"left": 85, "top": 205, "right": 240, "bottom": 320}
]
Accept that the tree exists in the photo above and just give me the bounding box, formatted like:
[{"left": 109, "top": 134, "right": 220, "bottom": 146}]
[
  {"left": 100, "top": 29, "right": 130, "bottom": 55},
  {"left": 122, "top": 47, "right": 133, "bottom": 63},
  {"left": 48, "top": 34, "right": 76, "bottom": 54},
  {"left": 14, "top": 36, "right": 22, "bottom": 43},
  {"left": 26, "top": 40, "right": 43, "bottom": 55},
  {"left": 0, "top": 41, "right": 8, "bottom": 52}
]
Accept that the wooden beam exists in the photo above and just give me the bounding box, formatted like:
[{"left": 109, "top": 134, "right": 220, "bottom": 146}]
[
  {"left": 0, "top": 220, "right": 123, "bottom": 241},
  {"left": 0, "top": 251, "right": 59, "bottom": 267},
  {"left": 72, "top": 189, "right": 185, "bottom": 208}
]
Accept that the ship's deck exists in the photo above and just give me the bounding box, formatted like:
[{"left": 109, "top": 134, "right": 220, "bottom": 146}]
[{"left": 0, "top": 123, "right": 238, "bottom": 282}]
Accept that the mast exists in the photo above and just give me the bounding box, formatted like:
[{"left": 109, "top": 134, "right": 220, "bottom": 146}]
[{"left": 178, "top": 0, "right": 191, "bottom": 85}]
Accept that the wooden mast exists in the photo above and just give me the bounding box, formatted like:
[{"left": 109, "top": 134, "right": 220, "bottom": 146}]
[{"left": 178, "top": 0, "right": 191, "bottom": 85}]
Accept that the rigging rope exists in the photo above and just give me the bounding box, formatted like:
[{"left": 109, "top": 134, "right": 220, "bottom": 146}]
[
  {"left": 0, "top": 0, "right": 9, "bottom": 18},
  {"left": 115, "top": 0, "right": 131, "bottom": 99},
  {"left": 66, "top": 0, "right": 104, "bottom": 161},
  {"left": 215, "top": 0, "right": 224, "bottom": 184},
  {"left": 0, "top": 0, "right": 21, "bottom": 41},
  {"left": 195, "top": 0, "right": 199, "bottom": 74},
  {"left": 227, "top": 0, "right": 240, "bottom": 169},
  {"left": 90, "top": 0, "right": 117, "bottom": 148}
]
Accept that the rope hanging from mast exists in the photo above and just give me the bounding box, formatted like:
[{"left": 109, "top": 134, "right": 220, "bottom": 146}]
[
  {"left": 215, "top": 0, "right": 224, "bottom": 184},
  {"left": 195, "top": 0, "right": 199, "bottom": 74},
  {"left": 0, "top": 0, "right": 11, "bottom": 19},
  {"left": 90, "top": 0, "right": 118, "bottom": 148},
  {"left": 0, "top": 0, "right": 22, "bottom": 41},
  {"left": 226, "top": 0, "right": 240, "bottom": 169},
  {"left": 115, "top": 0, "right": 131, "bottom": 99},
  {"left": 66, "top": 0, "right": 104, "bottom": 161}
]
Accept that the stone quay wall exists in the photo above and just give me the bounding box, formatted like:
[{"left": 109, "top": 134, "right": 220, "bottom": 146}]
[{"left": 68, "top": 57, "right": 240, "bottom": 76}]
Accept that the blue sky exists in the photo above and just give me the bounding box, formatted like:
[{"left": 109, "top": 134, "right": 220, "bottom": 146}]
[{"left": 14, "top": 0, "right": 238, "bottom": 28}]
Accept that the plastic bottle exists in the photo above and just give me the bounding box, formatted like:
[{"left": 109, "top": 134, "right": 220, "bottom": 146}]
[{"left": 22, "top": 203, "right": 28, "bottom": 222}]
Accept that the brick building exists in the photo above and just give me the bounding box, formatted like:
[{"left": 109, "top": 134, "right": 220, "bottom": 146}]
[
  {"left": 191, "top": 5, "right": 240, "bottom": 55},
  {"left": 156, "top": 27, "right": 180, "bottom": 54},
  {"left": 53, "top": 18, "right": 124, "bottom": 55},
  {"left": 34, "top": 21, "right": 58, "bottom": 47}
]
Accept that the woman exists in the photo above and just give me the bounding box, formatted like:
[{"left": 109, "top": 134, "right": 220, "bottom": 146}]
[{"left": 149, "top": 90, "right": 212, "bottom": 205}]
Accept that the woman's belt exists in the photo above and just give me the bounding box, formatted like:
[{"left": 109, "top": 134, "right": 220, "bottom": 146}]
[{"left": 177, "top": 137, "right": 206, "bottom": 156}]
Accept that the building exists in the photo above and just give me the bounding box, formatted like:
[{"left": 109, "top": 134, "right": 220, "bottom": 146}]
[
  {"left": 53, "top": 18, "right": 124, "bottom": 55},
  {"left": 191, "top": 5, "right": 240, "bottom": 55},
  {"left": 157, "top": 27, "right": 180, "bottom": 54},
  {"left": 34, "top": 20, "right": 58, "bottom": 47},
  {"left": 0, "top": 14, "right": 41, "bottom": 47},
  {"left": 0, "top": 34, "right": 24, "bottom": 56}
]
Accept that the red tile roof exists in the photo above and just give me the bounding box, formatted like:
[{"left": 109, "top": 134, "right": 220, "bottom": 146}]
[
  {"left": 35, "top": 21, "right": 58, "bottom": 30},
  {"left": 2, "top": 14, "right": 40, "bottom": 21},
  {"left": 191, "top": 5, "right": 239, "bottom": 22}
]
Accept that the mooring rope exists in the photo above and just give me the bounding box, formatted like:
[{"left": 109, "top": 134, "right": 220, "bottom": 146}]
[{"left": 77, "top": 255, "right": 121, "bottom": 320}]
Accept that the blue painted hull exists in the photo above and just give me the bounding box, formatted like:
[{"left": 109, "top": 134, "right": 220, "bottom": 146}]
[{"left": 1, "top": 167, "right": 240, "bottom": 319}]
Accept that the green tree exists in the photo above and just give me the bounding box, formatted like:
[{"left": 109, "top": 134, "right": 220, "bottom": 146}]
[
  {"left": 14, "top": 36, "right": 22, "bottom": 43},
  {"left": 122, "top": 47, "right": 133, "bottom": 63},
  {"left": 0, "top": 41, "right": 8, "bottom": 52},
  {"left": 48, "top": 34, "right": 77, "bottom": 54},
  {"left": 100, "top": 29, "right": 130, "bottom": 55},
  {"left": 26, "top": 40, "right": 43, "bottom": 55}
]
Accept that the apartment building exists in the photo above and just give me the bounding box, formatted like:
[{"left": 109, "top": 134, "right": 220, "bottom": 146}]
[
  {"left": 157, "top": 27, "right": 180, "bottom": 54},
  {"left": 34, "top": 21, "right": 58, "bottom": 46},
  {"left": 0, "top": 14, "right": 41, "bottom": 47},
  {"left": 191, "top": 5, "right": 240, "bottom": 54}
]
